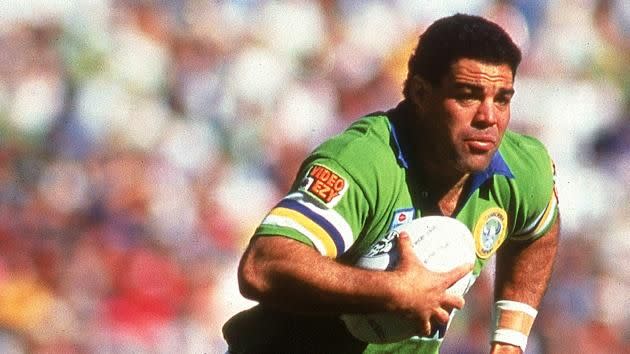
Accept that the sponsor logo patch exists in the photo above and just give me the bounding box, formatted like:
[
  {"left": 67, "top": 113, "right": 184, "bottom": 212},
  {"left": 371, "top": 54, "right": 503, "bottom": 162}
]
[
  {"left": 390, "top": 208, "right": 415, "bottom": 230},
  {"left": 298, "top": 164, "right": 348, "bottom": 208},
  {"left": 473, "top": 208, "right": 508, "bottom": 259}
]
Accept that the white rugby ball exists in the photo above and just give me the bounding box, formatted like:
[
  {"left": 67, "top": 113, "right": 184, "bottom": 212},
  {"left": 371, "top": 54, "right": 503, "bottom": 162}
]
[{"left": 341, "top": 216, "right": 476, "bottom": 343}]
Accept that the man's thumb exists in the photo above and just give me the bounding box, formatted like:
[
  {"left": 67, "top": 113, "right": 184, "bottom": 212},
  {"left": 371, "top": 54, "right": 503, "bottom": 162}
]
[{"left": 396, "top": 232, "right": 415, "bottom": 264}]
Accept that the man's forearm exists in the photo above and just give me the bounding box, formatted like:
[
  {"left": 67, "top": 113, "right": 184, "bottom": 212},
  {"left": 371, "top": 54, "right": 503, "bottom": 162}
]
[
  {"left": 238, "top": 236, "right": 398, "bottom": 315},
  {"left": 238, "top": 234, "right": 469, "bottom": 325},
  {"left": 494, "top": 217, "right": 560, "bottom": 306},
  {"left": 490, "top": 217, "right": 560, "bottom": 353}
]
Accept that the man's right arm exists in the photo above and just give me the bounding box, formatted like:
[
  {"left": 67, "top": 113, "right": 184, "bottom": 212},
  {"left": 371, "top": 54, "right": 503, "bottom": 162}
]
[{"left": 238, "top": 233, "right": 472, "bottom": 336}]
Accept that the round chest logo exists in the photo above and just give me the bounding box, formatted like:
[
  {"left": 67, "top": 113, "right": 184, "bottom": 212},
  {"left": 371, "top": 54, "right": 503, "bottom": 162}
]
[{"left": 473, "top": 208, "right": 508, "bottom": 259}]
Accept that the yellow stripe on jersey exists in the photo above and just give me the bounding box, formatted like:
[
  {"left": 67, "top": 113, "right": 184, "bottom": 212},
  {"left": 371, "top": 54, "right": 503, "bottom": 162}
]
[
  {"left": 513, "top": 192, "right": 558, "bottom": 241},
  {"left": 532, "top": 192, "right": 558, "bottom": 236},
  {"left": 269, "top": 207, "right": 338, "bottom": 257}
]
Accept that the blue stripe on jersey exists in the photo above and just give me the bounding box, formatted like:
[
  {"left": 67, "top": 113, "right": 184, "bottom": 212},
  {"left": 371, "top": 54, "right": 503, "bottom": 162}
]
[{"left": 278, "top": 198, "right": 346, "bottom": 255}]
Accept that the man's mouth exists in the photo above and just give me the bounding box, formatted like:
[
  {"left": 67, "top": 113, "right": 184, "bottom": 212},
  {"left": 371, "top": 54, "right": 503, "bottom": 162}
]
[{"left": 465, "top": 136, "right": 497, "bottom": 153}]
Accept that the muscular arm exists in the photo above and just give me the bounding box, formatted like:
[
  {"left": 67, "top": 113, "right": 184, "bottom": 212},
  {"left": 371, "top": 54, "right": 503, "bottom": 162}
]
[
  {"left": 238, "top": 234, "right": 471, "bottom": 335},
  {"left": 491, "top": 216, "right": 561, "bottom": 353}
]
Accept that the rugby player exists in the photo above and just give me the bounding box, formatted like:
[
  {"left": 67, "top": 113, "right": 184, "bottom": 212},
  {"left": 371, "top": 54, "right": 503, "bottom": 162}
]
[{"left": 223, "top": 13, "right": 560, "bottom": 354}]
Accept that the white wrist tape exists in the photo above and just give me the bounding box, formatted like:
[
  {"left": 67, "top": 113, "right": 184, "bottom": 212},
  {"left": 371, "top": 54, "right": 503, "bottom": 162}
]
[{"left": 491, "top": 300, "right": 538, "bottom": 352}]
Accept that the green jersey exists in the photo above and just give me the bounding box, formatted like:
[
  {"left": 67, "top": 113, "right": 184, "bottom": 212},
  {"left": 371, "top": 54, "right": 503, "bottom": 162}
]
[{"left": 224, "top": 103, "right": 559, "bottom": 354}]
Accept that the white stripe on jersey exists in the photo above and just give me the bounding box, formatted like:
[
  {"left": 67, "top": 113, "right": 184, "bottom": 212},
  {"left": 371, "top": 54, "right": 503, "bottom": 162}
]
[
  {"left": 261, "top": 214, "right": 329, "bottom": 256},
  {"left": 285, "top": 192, "right": 355, "bottom": 253},
  {"left": 513, "top": 192, "right": 558, "bottom": 241}
]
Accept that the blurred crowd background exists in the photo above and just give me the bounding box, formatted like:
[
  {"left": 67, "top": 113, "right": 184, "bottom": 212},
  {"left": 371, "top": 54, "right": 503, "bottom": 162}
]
[{"left": 0, "top": 0, "right": 628, "bottom": 353}]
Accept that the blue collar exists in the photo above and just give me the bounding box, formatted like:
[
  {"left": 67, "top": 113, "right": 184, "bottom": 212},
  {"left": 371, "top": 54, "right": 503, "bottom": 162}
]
[
  {"left": 467, "top": 152, "right": 514, "bottom": 192},
  {"left": 389, "top": 119, "right": 514, "bottom": 193}
]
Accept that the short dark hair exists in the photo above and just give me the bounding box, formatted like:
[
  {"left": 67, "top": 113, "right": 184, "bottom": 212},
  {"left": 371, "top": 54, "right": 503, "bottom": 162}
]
[{"left": 403, "top": 14, "right": 522, "bottom": 98}]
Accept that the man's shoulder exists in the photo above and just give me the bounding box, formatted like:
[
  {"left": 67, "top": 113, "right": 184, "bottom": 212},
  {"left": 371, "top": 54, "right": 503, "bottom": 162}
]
[
  {"left": 496, "top": 130, "right": 555, "bottom": 210},
  {"left": 496, "top": 130, "right": 555, "bottom": 213},
  {"left": 319, "top": 114, "right": 390, "bottom": 148},
  {"left": 496, "top": 132, "right": 558, "bottom": 240},
  {"left": 500, "top": 129, "right": 548, "bottom": 154},
  {"left": 311, "top": 114, "right": 397, "bottom": 166},
  {"left": 499, "top": 130, "right": 553, "bottom": 177},
  {"left": 300, "top": 113, "right": 405, "bottom": 208}
]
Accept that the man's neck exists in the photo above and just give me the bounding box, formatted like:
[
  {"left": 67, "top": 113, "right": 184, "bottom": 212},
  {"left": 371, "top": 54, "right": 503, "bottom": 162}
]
[
  {"left": 391, "top": 101, "right": 471, "bottom": 216},
  {"left": 434, "top": 173, "right": 470, "bottom": 216}
]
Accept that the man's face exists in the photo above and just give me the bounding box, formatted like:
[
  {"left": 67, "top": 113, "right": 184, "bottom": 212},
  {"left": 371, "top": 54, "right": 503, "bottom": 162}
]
[{"left": 414, "top": 58, "right": 514, "bottom": 174}]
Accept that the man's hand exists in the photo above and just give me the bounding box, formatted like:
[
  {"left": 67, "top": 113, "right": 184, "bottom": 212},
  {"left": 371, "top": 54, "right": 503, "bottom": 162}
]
[
  {"left": 490, "top": 342, "right": 522, "bottom": 353},
  {"left": 389, "top": 232, "right": 473, "bottom": 336},
  {"left": 238, "top": 233, "right": 471, "bottom": 336}
]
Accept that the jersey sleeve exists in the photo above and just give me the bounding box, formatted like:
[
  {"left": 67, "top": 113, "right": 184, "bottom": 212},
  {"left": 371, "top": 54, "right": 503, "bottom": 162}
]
[
  {"left": 254, "top": 158, "right": 369, "bottom": 258},
  {"left": 508, "top": 140, "right": 559, "bottom": 242}
]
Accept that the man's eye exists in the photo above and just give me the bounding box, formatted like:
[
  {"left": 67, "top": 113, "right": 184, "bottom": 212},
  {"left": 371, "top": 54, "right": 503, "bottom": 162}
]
[
  {"left": 496, "top": 96, "right": 512, "bottom": 106},
  {"left": 456, "top": 93, "right": 476, "bottom": 102}
]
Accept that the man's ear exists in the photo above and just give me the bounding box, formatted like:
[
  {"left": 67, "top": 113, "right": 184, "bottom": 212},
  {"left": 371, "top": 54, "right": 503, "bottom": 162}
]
[{"left": 408, "top": 76, "right": 433, "bottom": 112}]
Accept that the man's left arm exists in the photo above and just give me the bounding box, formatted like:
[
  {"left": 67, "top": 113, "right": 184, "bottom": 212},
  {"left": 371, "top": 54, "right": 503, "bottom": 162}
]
[{"left": 490, "top": 216, "right": 560, "bottom": 353}]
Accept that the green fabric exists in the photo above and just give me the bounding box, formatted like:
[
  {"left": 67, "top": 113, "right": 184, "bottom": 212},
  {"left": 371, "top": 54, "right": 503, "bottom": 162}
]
[
  {"left": 365, "top": 338, "right": 441, "bottom": 354},
  {"left": 242, "top": 109, "right": 558, "bottom": 353}
]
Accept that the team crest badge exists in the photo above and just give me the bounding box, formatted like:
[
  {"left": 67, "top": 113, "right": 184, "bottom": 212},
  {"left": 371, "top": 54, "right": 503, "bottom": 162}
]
[
  {"left": 298, "top": 164, "right": 348, "bottom": 208},
  {"left": 473, "top": 208, "right": 508, "bottom": 259}
]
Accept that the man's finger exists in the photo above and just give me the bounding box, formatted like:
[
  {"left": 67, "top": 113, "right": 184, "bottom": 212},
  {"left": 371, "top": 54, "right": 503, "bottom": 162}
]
[
  {"left": 444, "top": 263, "right": 474, "bottom": 287},
  {"left": 396, "top": 232, "right": 412, "bottom": 251},
  {"left": 396, "top": 232, "right": 421, "bottom": 268},
  {"left": 441, "top": 293, "right": 465, "bottom": 310},
  {"left": 434, "top": 308, "right": 451, "bottom": 325},
  {"left": 420, "top": 319, "right": 432, "bottom": 337}
]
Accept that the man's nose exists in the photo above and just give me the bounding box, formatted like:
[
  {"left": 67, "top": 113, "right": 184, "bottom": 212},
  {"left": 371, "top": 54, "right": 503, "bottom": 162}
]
[{"left": 474, "top": 98, "right": 497, "bottom": 126}]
